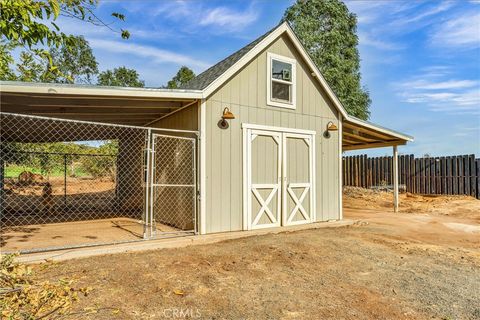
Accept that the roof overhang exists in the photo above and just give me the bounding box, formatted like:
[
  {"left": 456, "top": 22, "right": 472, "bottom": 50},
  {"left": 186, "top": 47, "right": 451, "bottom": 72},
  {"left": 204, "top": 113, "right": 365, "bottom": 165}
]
[
  {"left": 342, "top": 116, "right": 414, "bottom": 151},
  {"left": 0, "top": 82, "right": 201, "bottom": 126}
]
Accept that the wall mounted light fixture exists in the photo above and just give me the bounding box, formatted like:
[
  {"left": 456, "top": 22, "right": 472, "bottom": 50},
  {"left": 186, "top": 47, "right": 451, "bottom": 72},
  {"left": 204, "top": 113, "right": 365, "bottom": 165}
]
[
  {"left": 218, "top": 107, "right": 235, "bottom": 129},
  {"left": 327, "top": 121, "right": 338, "bottom": 131},
  {"left": 324, "top": 121, "right": 338, "bottom": 138}
]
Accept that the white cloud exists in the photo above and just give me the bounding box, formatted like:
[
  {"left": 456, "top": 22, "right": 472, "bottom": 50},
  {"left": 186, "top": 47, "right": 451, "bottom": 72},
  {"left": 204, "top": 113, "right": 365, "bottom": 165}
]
[
  {"left": 199, "top": 7, "right": 258, "bottom": 30},
  {"left": 152, "top": 1, "right": 258, "bottom": 33},
  {"left": 430, "top": 12, "right": 480, "bottom": 48},
  {"left": 419, "top": 66, "right": 453, "bottom": 78},
  {"left": 89, "top": 38, "right": 210, "bottom": 70},
  {"left": 401, "top": 79, "right": 478, "bottom": 90},
  {"left": 396, "top": 70, "right": 480, "bottom": 114},
  {"left": 345, "top": 0, "right": 420, "bottom": 25},
  {"left": 347, "top": 1, "right": 455, "bottom": 52},
  {"left": 358, "top": 32, "right": 404, "bottom": 51},
  {"left": 392, "top": 1, "right": 455, "bottom": 26}
]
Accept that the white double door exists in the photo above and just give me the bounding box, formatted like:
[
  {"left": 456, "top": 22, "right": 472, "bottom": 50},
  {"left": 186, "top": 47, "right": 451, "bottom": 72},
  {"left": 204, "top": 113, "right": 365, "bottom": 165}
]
[{"left": 244, "top": 127, "right": 315, "bottom": 230}]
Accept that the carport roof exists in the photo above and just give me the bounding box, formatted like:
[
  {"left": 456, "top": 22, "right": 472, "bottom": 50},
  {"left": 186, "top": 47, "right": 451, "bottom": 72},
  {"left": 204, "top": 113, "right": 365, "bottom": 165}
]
[
  {"left": 342, "top": 116, "right": 413, "bottom": 151},
  {"left": 0, "top": 81, "right": 200, "bottom": 126}
]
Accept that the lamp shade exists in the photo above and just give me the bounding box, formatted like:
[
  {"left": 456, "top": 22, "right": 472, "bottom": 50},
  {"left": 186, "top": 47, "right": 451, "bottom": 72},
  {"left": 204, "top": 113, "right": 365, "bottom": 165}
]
[
  {"left": 327, "top": 121, "right": 338, "bottom": 131},
  {"left": 222, "top": 107, "right": 235, "bottom": 120}
]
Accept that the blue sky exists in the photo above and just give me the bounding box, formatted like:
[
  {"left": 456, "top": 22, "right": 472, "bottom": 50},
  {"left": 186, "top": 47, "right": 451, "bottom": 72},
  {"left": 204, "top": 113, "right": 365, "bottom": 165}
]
[{"left": 55, "top": 0, "right": 479, "bottom": 157}]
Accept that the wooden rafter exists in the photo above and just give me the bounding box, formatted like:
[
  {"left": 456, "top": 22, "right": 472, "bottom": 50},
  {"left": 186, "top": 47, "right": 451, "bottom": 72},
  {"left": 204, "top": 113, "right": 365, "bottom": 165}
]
[
  {"left": 343, "top": 140, "right": 406, "bottom": 151},
  {"left": 343, "top": 122, "right": 394, "bottom": 140}
]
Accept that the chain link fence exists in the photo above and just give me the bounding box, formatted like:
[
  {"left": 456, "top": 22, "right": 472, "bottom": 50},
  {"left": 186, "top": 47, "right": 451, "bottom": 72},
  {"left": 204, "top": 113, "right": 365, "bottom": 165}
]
[{"left": 0, "top": 113, "right": 198, "bottom": 253}]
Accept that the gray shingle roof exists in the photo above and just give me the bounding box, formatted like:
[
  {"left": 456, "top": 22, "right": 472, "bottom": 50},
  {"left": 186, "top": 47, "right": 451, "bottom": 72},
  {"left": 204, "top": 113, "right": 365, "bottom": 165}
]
[{"left": 179, "top": 24, "right": 280, "bottom": 90}]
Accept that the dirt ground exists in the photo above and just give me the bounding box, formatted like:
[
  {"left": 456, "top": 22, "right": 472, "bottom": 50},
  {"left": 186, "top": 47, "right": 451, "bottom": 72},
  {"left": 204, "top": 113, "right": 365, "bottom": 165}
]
[
  {"left": 4, "top": 176, "right": 115, "bottom": 196},
  {"left": 3, "top": 176, "right": 116, "bottom": 216},
  {"left": 29, "top": 189, "right": 480, "bottom": 320}
]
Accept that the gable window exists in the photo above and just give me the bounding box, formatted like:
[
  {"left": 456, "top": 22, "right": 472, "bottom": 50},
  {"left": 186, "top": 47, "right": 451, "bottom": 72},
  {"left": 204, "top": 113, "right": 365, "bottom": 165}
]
[{"left": 267, "top": 52, "right": 296, "bottom": 109}]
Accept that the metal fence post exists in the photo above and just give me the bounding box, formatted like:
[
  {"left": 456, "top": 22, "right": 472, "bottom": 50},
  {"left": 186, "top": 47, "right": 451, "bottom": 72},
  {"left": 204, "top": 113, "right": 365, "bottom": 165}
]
[
  {"left": 64, "top": 154, "right": 67, "bottom": 207},
  {"left": 144, "top": 129, "right": 152, "bottom": 240},
  {"left": 0, "top": 155, "right": 4, "bottom": 211}
]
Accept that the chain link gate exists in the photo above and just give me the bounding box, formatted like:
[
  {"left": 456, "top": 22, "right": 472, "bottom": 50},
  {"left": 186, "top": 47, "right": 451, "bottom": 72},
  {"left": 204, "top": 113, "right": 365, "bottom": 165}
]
[
  {"left": 0, "top": 112, "right": 198, "bottom": 253},
  {"left": 149, "top": 135, "right": 197, "bottom": 238}
]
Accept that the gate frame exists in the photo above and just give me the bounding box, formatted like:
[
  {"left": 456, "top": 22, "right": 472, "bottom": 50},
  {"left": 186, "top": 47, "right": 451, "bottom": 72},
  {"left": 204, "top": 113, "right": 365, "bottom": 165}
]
[{"left": 148, "top": 133, "right": 198, "bottom": 238}]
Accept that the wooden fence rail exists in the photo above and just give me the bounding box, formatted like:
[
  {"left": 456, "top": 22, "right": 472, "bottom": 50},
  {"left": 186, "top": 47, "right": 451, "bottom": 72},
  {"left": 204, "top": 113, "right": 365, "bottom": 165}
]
[{"left": 343, "top": 154, "right": 480, "bottom": 199}]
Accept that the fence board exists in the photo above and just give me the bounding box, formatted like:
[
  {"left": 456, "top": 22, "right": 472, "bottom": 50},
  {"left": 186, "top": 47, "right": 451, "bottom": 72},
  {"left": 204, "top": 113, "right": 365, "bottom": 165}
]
[
  {"left": 475, "top": 159, "right": 480, "bottom": 199},
  {"left": 469, "top": 155, "right": 475, "bottom": 197},
  {"left": 343, "top": 154, "right": 479, "bottom": 199}
]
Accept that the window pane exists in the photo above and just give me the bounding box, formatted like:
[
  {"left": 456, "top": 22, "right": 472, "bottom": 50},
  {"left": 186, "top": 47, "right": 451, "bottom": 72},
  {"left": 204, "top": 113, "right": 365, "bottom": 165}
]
[
  {"left": 272, "top": 81, "right": 291, "bottom": 102},
  {"left": 272, "top": 59, "right": 292, "bottom": 82}
]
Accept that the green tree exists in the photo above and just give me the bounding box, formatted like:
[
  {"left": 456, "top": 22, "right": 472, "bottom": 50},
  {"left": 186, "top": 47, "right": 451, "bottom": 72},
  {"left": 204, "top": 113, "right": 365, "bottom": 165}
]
[
  {"left": 0, "top": 0, "right": 128, "bottom": 79},
  {"left": 0, "top": 41, "right": 17, "bottom": 81},
  {"left": 16, "top": 51, "right": 45, "bottom": 82},
  {"left": 0, "top": 37, "right": 99, "bottom": 83},
  {"left": 283, "top": 0, "right": 371, "bottom": 119},
  {"left": 167, "top": 66, "right": 195, "bottom": 89},
  {"left": 81, "top": 140, "right": 118, "bottom": 181},
  {"left": 97, "top": 66, "right": 145, "bottom": 87},
  {"left": 48, "top": 36, "right": 99, "bottom": 84}
]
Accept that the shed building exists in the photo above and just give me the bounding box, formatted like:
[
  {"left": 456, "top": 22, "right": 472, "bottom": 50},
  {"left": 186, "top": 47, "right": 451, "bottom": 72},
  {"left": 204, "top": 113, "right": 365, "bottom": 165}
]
[{"left": 0, "top": 22, "right": 412, "bottom": 252}]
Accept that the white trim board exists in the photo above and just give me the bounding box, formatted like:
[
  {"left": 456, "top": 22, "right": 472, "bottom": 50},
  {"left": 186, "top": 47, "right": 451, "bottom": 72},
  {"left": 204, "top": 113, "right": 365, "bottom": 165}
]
[
  {"left": 266, "top": 52, "right": 297, "bottom": 110},
  {"left": 241, "top": 123, "right": 316, "bottom": 135},
  {"left": 338, "top": 112, "right": 343, "bottom": 220},
  {"left": 199, "top": 99, "right": 207, "bottom": 235}
]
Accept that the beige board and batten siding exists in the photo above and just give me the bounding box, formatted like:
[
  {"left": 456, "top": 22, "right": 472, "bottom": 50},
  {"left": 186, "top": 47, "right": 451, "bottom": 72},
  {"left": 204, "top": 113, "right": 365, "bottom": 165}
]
[
  {"left": 150, "top": 103, "right": 199, "bottom": 131},
  {"left": 204, "top": 34, "right": 340, "bottom": 233}
]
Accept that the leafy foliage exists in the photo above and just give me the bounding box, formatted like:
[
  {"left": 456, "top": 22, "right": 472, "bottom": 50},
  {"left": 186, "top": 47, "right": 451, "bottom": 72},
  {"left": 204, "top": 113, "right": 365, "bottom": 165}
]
[
  {"left": 283, "top": 0, "right": 371, "bottom": 119},
  {"left": 3, "top": 141, "right": 118, "bottom": 180},
  {"left": 0, "top": 0, "right": 127, "bottom": 81},
  {"left": 97, "top": 66, "right": 145, "bottom": 87},
  {"left": 48, "top": 36, "right": 99, "bottom": 84},
  {"left": 80, "top": 140, "right": 118, "bottom": 181},
  {"left": 15, "top": 52, "right": 45, "bottom": 82},
  {"left": 0, "top": 0, "right": 129, "bottom": 47},
  {"left": 0, "top": 41, "right": 17, "bottom": 81},
  {"left": 0, "top": 254, "right": 90, "bottom": 320},
  {"left": 167, "top": 66, "right": 195, "bottom": 89}
]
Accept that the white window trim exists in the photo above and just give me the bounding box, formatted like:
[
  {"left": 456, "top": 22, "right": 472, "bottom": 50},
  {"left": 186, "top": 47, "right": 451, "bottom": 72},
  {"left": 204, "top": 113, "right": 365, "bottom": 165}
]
[{"left": 266, "top": 52, "right": 296, "bottom": 109}]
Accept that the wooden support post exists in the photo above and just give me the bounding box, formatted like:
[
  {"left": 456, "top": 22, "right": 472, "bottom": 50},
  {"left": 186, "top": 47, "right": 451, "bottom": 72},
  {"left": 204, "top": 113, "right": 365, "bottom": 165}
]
[{"left": 393, "top": 146, "right": 399, "bottom": 213}]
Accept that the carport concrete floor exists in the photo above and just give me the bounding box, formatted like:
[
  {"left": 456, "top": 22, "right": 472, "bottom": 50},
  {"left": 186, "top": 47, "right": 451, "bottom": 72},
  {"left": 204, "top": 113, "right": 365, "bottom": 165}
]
[{"left": 0, "top": 218, "right": 182, "bottom": 253}]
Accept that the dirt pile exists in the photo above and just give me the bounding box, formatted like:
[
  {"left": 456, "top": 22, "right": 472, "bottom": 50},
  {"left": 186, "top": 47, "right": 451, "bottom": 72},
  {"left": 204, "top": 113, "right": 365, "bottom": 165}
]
[{"left": 343, "top": 186, "right": 480, "bottom": 221}]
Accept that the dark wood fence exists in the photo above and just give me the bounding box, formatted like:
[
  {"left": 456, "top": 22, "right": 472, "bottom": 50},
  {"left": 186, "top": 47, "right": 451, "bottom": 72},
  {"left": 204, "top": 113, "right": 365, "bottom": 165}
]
[{"left": 343, "top": 154, "right": 480, "bottom": 199}]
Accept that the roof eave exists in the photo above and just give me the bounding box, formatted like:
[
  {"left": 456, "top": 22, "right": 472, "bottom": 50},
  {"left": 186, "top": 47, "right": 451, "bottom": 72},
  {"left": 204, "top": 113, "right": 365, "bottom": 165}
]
[
  {"left": 0, "top": 81, "right": 203, "bottom": 99},
  {"left": 344, "top": 115, "right": 414, "bottom": 142}
]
